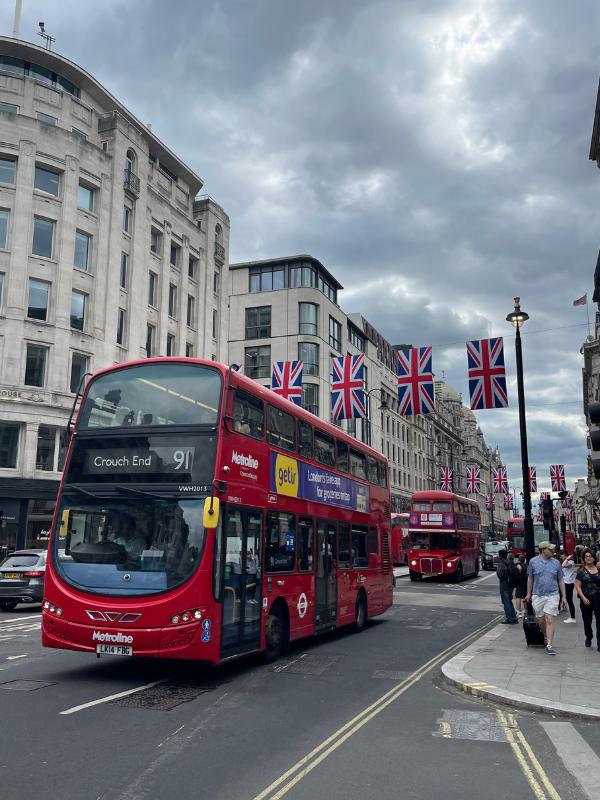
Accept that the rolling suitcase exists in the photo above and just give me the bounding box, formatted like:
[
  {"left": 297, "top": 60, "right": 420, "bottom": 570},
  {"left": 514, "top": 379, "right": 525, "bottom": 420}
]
[{"left": 523, "top": 601, "right": 545, "bottom": 646}]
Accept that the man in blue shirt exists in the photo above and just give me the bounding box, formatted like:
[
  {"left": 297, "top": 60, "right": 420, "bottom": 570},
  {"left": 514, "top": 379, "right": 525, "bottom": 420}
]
[{"left": 525, "top": 541, "right": 567, "bottom": 655}]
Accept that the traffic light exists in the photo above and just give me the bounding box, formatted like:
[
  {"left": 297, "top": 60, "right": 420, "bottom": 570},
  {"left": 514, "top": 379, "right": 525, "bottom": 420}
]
[
  {"left": 542, "top": 498, "right": 553, "bottom": 530},
  {"left": 588, "top": 401, "right": 600, "bottom": 479}
]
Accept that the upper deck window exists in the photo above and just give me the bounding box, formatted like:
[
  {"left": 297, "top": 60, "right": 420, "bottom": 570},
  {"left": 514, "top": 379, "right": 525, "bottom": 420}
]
[{"left": 78, "top": 363, "right": 221, "bottom": 429}]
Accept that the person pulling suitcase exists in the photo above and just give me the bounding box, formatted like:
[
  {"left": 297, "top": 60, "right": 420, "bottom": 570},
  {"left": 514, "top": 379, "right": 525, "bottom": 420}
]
[{"left": 524, "top": 541, "right": 567, "bottom": 655}]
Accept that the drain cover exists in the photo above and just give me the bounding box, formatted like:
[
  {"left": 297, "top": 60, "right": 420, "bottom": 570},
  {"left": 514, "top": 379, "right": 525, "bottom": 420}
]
[
  {"left": 272, "top": 654, "right": 340, "bottom": 675},
  {"left": 110, "top": 682, "right": 215, "bottom": 710},
  {"left": 0, "top": 679, "right": 56, "bottom": 691}
]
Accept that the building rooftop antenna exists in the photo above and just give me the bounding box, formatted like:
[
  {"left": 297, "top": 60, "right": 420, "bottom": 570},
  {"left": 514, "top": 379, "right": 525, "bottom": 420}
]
[{"left": 37, "top": 22, "right": 56, "bottom": 50}]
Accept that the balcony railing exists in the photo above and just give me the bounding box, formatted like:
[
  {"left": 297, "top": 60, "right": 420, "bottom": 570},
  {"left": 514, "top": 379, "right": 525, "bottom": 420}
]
[
  {"left": 123, "top": 167, "right": 140, "bottom": 197},
  {"left": 214, "top": 241, "right": 225, "bottom": 263}
]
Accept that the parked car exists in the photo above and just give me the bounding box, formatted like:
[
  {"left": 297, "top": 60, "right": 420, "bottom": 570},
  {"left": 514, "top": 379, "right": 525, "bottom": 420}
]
[
  {"left": 0, "top": 550, "right": 47, "bottom": 610},
  {"left": 481, "top": 541, "right": 510, "bottom": 571}
]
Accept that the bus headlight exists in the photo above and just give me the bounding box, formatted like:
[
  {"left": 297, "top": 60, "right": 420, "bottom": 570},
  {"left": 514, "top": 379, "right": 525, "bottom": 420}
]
[
  {"left": 446, "top": 561, "right": 453, "bottom": 567},
  {"left": 411, "top": 560, "right": 417, "bottom": 566}
]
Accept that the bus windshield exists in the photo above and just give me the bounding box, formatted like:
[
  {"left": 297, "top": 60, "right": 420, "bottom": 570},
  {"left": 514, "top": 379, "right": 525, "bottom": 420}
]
[
  {"left": 411, "top": 532, "right": 429, "bottom": 548},
  {"left": 430, "top": 532, "right": 461, "bottom": 550},
  {"left": 53, "top": 494, "right": 207, "bottom": 596},
  {"left": 510, "top": 536, "right": 525, "bottom": 551},
  {"left": 78, "top": 362, "right": 222, "bottom": 429}
]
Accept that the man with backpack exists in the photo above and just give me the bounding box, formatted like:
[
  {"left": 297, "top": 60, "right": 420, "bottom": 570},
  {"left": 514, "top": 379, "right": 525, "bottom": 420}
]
[{"left": 496, "top": 549, "right": 518, "bottom": 624}]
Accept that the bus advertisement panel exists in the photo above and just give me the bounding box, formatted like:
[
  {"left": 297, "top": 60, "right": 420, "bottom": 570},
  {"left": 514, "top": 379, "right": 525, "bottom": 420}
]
[
  {"left": 42, "top": 359, "right": 393, "bottom": 665},
  {"left": 408, "top": 491, "right": 481, "bottom": 581}
]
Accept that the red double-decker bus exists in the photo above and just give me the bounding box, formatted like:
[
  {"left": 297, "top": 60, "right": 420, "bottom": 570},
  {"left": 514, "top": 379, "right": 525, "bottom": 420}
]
[
  {"left": 507, "top": 517, "right": 548, "bottom": 557},
  {"left": 391, "top": 513, "right": 410, "bottom": 565},
  {"left": 42, "top": 358, "right": 393, "bottom": 664},
  {"left": 407, "top": 490, "right": 481, "bottom": 581}
]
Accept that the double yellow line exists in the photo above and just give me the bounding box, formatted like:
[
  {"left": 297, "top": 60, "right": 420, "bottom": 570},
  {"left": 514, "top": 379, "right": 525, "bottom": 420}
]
[
  {"left": 253, "top": 618, "right": 499, "bottom": 800},
  {"left": 496, "top": 710, "right": 560, "bottom": 800}
]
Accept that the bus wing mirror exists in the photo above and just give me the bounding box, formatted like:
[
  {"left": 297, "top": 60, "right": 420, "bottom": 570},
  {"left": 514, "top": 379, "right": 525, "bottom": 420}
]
[
  {"left": 60, "top": 510, "right": 70, "bottom": 539},
  {"left": 203, "top": 496, "right": 220, "bottom": 529}
]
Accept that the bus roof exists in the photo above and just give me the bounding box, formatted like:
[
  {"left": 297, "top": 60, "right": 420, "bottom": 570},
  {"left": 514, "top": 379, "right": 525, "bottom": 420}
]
[
  {"left": 410, "top": 490, "right": 478, "bottom": 505},
  {"left": 78, "top": 357, "right": 388, "bottom": 464}
]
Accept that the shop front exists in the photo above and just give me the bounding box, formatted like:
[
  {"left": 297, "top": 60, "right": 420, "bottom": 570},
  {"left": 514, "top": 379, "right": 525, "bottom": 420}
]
[{"left": 0, "top": 479, "right": 60, "bottom": 561}]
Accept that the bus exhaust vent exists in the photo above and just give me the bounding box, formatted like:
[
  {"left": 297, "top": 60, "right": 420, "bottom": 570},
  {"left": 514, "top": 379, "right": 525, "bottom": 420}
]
[
  {"left": 383, "top": 503, "right": 390, "bottom": 521},
  {"left": 381, "top": 531, "right": 391, "bottom": 574}
]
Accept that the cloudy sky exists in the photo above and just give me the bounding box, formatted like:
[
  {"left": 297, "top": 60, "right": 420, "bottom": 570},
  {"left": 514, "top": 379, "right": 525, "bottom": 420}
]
[{"left": 3, "top": 0, "right": 599, "bottom": 496}]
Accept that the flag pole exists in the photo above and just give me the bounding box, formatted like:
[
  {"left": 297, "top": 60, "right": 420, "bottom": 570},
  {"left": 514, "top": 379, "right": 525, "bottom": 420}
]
[{"left": 586, "top": 297, "right": 591, "bottom": 338}]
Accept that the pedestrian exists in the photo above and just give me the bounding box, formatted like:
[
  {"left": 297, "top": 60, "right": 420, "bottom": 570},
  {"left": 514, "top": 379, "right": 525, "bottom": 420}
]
[
  {"left": 524, "top": 541, "right": 567, "bottom": 655},
  {"left": 575, "top": 549, "right": 600, "bottom": 650},
  {"left": 561, "top": 550, "right": 577, "bottom": 624},
  {"left": 513, "top": 555, "right": 528, "bottom": 619},
  {"left": 496, "top": 549, "right": 518, "bottom": 624}
]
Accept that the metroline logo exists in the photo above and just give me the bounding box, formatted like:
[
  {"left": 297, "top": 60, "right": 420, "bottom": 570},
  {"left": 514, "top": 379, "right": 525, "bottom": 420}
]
[
  {"left": 92, "top": 631, "right": 134, "bottom": 644},
  {"left": 231, "top": 451, "right": 259, "bottom": 469}
]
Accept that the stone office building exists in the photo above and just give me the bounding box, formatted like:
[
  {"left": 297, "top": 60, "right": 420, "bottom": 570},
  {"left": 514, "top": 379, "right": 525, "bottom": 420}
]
[{"left": 0, "top": 38, "right": 229, "bottom": 557}]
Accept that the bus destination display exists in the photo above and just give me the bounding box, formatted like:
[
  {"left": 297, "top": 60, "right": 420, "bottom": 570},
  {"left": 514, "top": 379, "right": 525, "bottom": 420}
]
[{"left": 84, "top": 446, "right": 195, "bottom": 475}]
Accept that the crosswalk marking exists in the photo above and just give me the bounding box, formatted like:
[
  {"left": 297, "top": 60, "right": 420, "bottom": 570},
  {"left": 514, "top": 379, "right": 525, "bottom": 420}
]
[{"left": 540, "top": 722, "right": 600, "bottom": 800}]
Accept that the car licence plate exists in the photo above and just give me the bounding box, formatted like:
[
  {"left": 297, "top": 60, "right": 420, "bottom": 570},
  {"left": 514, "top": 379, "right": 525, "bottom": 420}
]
[
  {"left": 1, "top": 573, "right": 20, "bottom": 580},
  {"left": 96, "top": 644, "right": 132, "bottom": 656}
]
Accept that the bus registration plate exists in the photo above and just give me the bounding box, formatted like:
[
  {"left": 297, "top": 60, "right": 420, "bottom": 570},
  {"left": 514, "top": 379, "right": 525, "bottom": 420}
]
[{"left": 96, "top": 644, "right": 132, "bottom": 656}]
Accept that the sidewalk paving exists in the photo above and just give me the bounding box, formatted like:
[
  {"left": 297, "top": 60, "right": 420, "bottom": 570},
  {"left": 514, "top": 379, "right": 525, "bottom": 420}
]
[{"left": 442, "top": 612, "right": 600, "bottom": 720}]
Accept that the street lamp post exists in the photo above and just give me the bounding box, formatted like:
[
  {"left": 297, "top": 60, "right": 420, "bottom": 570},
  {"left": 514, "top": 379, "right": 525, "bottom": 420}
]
[
  {"left": 506, "top": 297, "right": 535, "bottom": 561},
  {"left": 488, "top": 457, "right": 496, "bottom": 539}
]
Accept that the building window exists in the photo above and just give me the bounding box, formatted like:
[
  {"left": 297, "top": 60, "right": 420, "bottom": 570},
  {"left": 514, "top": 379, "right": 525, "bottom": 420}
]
[
  {"left": 148, "top": 272, "right": 157, "bottom": 306},
  {"left": 146, "top": 324, "right": 155, "bottom": 357},
  {"left": 298, "top": 342, "right": 319, "bottom": 376},
  {"left": 301, "top": 383, "right": 319, "bottom": 416},
  {"left": 245, "top": 306, "right": 271, "bottom": 339},
  {"left": 77, "top": 183, "right": 94, "bottom": 211},
  {"left": 34, "top": 165, "right": 60, "bottom": 196},
  {"left": 150, "top": 228, "right": 161, "bottom": 255},
  {"left": 212, "top": 309, "right": 218, "bottom": 339},
  {"left": 71, "top": 127, "right": 87, "bottom": 140},
  {"left": 27, "top": 279, "right": 49, "bottom": 321},
  {"left": 0, "top": 423, "right": 19, "bottom": 468},
  {"left": 0, "top": 272, "right": 4, "bottom": 305},
  {"left": 116, "top": 308, "right": 125, "bottom": 345},
  {"left": 299, "top": 303, "right": 318, "bottom": 335},
  {"left": 187, "top": 295, "right": 195, "bottom": 327},
  {"left": 0, "top": 157, "right": 16, "bottom": 184},
  {"left": 74, "top": 230, "right": 91, "bottom": 270},
  {"left": 185, "top": 342, "right": 193, "bottom": 357},
  {"left": 245, "top": 345, "right": 271, "bottom": 379},
  {"left": 70, "top": 352, "right": 88, "bottom": 393},
  {"left": 213, "top": 268, "right": 220, "bottom": 294},
  {"left": 0, "top": 102, "right": 18, "bottom": 114},
  {"left": 348, "top": 324, "right": 365, "bottom": 351},
  {"left": 120, "top": 253, "right": 127, "bottom": 289},
  {"left": 36, "top": 112, "right": 57, "bottom": 126},
  {"left": 166, "top": 334, "right": 175, "bottom": 356},
  {"left": 188, "top": 256, "right": 197, "bottom": 279},
  {"left": 70, "top": 290, "right": 86, "bottom": 331},
  {"left": 32, "top": 216, "right": 55, "bottom": 258},
  {"left": 25, "top": 344, "right": 47, "bottom": 387},
  {"left": 289, "top": 262, "right": 317, "bottom": 289},
  {"left": 170, "top": 243, "right": 180, "bottom": 267},
  {"left": 0, "top": 209, "right": 9, "bottom": 248},
  {"left": 36, "top": 426, "right": 56, "bottom": 471},
  {"left": 168, "top": 283, "right": 178, "bottom": 318},
  {"left": 329, "top": 317, "right": 342, "bottom": 351},
  {"left": 249, "top": 264, "right": 285, "bottom": 292},
  {"left": 123, "top": 206, "right": 131, "bottom": 233}
]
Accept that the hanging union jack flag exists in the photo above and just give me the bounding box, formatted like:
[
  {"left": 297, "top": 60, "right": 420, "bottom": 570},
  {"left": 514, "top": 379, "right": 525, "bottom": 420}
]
[
  {"left": 396, "top": 346, "right": 435, "bottom": 416},
  {"left": 529, "top": 466, "right": 537, "bottom": 493},
  {"left": 562, "top": 495, "right": 572, "bottom": 509},
  {"left": 564, "top": 508, "right": 573, "bottom": 522},
  {"left": 504, "top": 494, "right": 513, "bottom": 510},
  {"left": 331, "top": 354, "right": 366, "bottom": 421},
  {"left": 550, "top": 464, "right": 566, "bottom": 492},
  {"left": 466, "top": 337, "right": 509, "bottom": 410},
  {"left": 485, "top": 493, "right": 494, "bottom": 510},
  {"left": 466, "top": 465, "right": 481, "bottom": 494},
  {"left": 493, "top": 466, "right": 508, "bottom": 494},
  {"left": 271, "top": 360, "right": 303, "bottom": 405},
  {"left": 439, "top": 466, "right": 453, "bottom": 492}
]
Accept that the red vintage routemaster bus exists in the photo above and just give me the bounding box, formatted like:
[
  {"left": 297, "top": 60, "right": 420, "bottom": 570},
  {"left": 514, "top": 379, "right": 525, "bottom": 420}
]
[
  {"left": 408, "top": 490, "right": 481, "bottom": 581},
  {"left": 42, "top": 358, "right": 393, "bottom": 664},
  {"left": 507, "top": 517, "right": 548, "bottom": 557},
  {"left": 391, "top": 513, "right": 410, "bottom": 566}
]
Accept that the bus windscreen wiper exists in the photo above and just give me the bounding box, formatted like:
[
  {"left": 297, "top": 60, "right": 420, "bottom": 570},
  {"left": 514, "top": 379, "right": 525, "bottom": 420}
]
[
  {"left": 115, "top": 486, "right": 168, "bottom": 500},
  {"left": 63, "top": 485, "right": 103, "bottom": 499}
]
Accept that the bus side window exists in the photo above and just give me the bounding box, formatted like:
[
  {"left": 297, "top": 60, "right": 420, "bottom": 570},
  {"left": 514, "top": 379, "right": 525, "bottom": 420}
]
[
  {"left": 266, "top": 511, "right": 295, "bottom": 572},
  {"left": 349, "top": 448, "right": 367, "bottom": 480},
  {"left": 338, "top": 523, "right": 350, "bottom": 569},
  {"left": 298, "top": 516, "right": 313, "bottom": 572},
  {"left": 367, "top": 526, "right": 378, "bottom": 556},
  {"left": 298, "top": 420, "right": 314, "bottom": 459},
  {"left": 314, "top": 430, "right": 335, "bottom": 467},
  {"left": 366, "top": 455, "right": 378, "bottom": 484},
  {"left": 352, "top": 525, "right": 368, "bottom": 568},
  {"left": 233, "top": 391, "right": 264, "bottom": 439},
  {"left": 377, "top": 460, "right": 387, "bottom": 488},
  {"left": 336, "top": 439, "right": 349, "bottom": 473},
  {"left": 266, "top": 405, "right": 296, "bottom": 452}
]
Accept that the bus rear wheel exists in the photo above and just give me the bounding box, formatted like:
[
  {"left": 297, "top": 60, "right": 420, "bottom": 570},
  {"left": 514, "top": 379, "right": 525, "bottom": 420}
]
[
  {"left": 354, "top": 593, "right": 368, "bottom": 632},
  {"left": 409, "top": 570, "right": 421, "bottom": 582},
  {"left": 264, "top": 606, "right": 288, "bottom": 663}
]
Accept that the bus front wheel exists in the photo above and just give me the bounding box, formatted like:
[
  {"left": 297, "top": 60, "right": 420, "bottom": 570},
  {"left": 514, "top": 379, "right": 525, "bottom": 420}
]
[
  {"left": 264, "top": 605, "right": 288, "bottom": 663},
  {"left": 453, "top": 564, "right": 464, "bottom": 583},
  {"left": 409, "top": 570, "right": 421, "bottom": 582}
]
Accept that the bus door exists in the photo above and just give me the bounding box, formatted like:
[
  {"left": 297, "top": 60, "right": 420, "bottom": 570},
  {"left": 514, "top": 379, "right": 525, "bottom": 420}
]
[
  {"left": 221, "top": 506, "right": 263, "bottom": 656},
  {"left": 315, "top": 519, "right": 337, "bottom": 631}
]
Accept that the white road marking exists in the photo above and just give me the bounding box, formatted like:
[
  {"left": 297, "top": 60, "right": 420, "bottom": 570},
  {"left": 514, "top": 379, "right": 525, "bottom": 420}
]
[
  {"left": 60, "top": 680, "right": 166, "bottom": 715},
  {"left": 0, "top": 615, "right": 40, "bottom": 624},
  {"left": 6, "top": 654, "right": 27, "bottom": 660},
  {"left": 471, "top": 572, "right": 497, "bottom": 585},
  {"left": 540, "top": 722, "right": 600, "bottom": 800}
]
